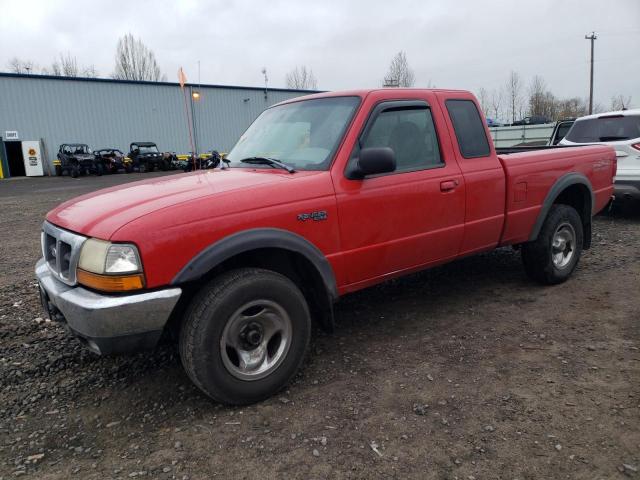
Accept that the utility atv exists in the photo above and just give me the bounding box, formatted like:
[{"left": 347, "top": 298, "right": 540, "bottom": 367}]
[
  {"left": 54, "top": 144, "right": 102, "bottom": 177},
  {"left": 94, "top": 148, "right": 133, "bottom": 174},
  {"left": 127, "top": 142, "right": 168, "bottom": 172}
]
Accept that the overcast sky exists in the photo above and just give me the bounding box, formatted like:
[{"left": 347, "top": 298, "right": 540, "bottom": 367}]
[{"left": 1, "top": 0, "right": 639, "bottom": 112}]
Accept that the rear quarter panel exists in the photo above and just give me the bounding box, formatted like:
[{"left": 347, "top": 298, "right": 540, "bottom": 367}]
[{"left": 499, "top": 145, "right": 615, "bottom": 245}]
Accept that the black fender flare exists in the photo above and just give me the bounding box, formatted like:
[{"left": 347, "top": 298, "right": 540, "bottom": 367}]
[
  {"left": 171, "top": 228, "right": 338, "bottom": 301},
  {"left": 528, "top": 172, "right": 594, "bottom": 242}
]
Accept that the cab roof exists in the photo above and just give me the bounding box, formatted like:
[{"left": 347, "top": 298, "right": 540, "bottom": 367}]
[
  {"left": 273, "top": 88, "right": 473, "bottom": 107},
  {"left": 576, "top": 108, "right": 640, "bottom": 121}
]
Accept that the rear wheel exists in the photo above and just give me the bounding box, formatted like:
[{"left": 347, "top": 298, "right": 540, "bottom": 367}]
[
  {"left": 54, "top": 165, "right": 62, "bottom": 176},
  {"left": 95, "top": 163, "right": 103, "bottom": 176},
  {"left": 179, "top": 268, "right": 311, "bottom": 405},
  {"left": 160, "top": 159, "right": 169, "bottom": 171},
  {"left": 522, "top": 204, "right": 583, "bottom": 284},
  {"left": 70, "top": 165, "right": 79, "bottom": 178}
]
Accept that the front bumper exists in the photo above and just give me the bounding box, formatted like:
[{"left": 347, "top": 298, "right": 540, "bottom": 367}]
[
  {"left": 614, "top": 180, "right": 640, "bottom": 202},
  {"left": 36, "top": 258, "right": 181, "bottom": 355}
]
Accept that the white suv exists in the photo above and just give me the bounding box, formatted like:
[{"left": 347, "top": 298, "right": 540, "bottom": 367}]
[{"left": 560, "top": 109, "right": 640, "bottom": 204}]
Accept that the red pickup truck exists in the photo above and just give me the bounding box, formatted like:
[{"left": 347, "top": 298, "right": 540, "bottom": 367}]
[{"left": 36, "top": 89, "right": 615, "bottom": 404}]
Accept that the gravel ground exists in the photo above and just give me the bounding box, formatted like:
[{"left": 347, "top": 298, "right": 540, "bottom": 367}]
[{"left": 0, "top": 173, "right": 639, "bottom": 479}]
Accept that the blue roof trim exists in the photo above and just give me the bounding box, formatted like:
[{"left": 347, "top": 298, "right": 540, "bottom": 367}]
[{"left": 0, "top": 72, "right": 322, "bottom": 94}]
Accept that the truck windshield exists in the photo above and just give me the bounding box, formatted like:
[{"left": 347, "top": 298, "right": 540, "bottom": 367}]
[
  {"left": 565, "top": 115, "right": 640, "bottom": 143},
  {"left": 227, "top": 96, "right": 360, "bottom": 171}
]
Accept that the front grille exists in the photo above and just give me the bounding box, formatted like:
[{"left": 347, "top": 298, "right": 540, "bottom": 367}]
[{"left": 41, "top": 222, "right": 87, "bottom": 285}]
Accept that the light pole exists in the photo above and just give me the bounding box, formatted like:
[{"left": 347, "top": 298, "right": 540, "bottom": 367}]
[
  {"left": 262, "top": 67, "right": 268, "bottom": 100},
  {"left": 585, "top": 32, "right": 597, "bottom": 115}
]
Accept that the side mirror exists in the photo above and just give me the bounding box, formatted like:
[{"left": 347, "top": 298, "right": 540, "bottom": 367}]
[{"left": 345, "top": 147, "right": 396, "bottom": 180}]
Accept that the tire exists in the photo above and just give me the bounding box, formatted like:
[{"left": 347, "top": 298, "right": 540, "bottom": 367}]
[
  {"left": 522, "top": 204, "right": 584, "bottom": 285},
  {"left": 124, "top": 163, "right": 133, "bottom": 173},
  {"left": 160, "top": 159, "right": 169, "bottom": 171},
  {"left": 95, "top": 164, "right": 103, "bottom": 176},
  {"left": 179, "top": 268, "right": 311, "bottom": 405},
  {"left": 70, "top": 165, "right": 79, "bottom": 178},
  {"left": 54, "top": 165, "right": 62, "bottom": 176}
]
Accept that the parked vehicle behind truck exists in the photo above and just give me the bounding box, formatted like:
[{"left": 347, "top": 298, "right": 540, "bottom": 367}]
[
  {"left": 560, "top": 109, "right": 640, "bottom": 205},
  {"left": 37, "top": 88, "right": 615, "bottom": 405},
  {"left": 94, "top": 148, "right": 133, "bottom": 174},
  {"left": 127, "top": 142, "right": 168, "bottom": 172},
  {"left": 547, "top": 119, "right": 575, "bottom": 146},
  {"left": 54, "top": 144, "right": 102, "bottom": 177}
]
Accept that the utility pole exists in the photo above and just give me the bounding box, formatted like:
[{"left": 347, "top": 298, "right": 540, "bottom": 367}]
[{"left": 585, "top": 31, "right": 597, "bottom": 114}]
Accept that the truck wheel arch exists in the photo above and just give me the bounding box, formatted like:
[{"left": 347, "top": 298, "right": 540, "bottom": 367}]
[
  {"left": 529, "top": 172, "right": 594, "bottom": 247},
  {"left": 171, "top": 228, "right": 338, "bottom": 331}
]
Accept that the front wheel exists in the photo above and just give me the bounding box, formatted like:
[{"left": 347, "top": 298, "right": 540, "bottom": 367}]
[
  {"left": 522, "top": 204, "right": 584, "bottom": 285},
  {"left": 179, "top": 268, "right": 311, "bottom": 405}
]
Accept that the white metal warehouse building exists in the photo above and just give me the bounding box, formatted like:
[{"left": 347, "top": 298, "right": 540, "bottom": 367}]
[{"left": 0, "top": 73, "right": 314, "bottom": 177}]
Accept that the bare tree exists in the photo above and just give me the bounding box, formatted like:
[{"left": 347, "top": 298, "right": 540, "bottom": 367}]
[
  {"left": 383, "top": 51, "right": 415, "bottom": 88},
  {"left": 610, "top": 94, "right": 632, "bottom": 111},
  {"left": 285, "top": 66, "right": 318, "bottom": 90},
  {"left": 83, "top": 65, "right": 99, "bottom": 78},
  {"left": 528, "top": 75, "right": 546, "bottom": 116},
  {"left": 528, "top": 75, "right": 557, "bottom": 119},
  {"left": 7, "top": 57, "right": 36, "bottom": 74},
  {"left": 112, "top": 33, "right": 165, "bottom": 81},
  {"left": 477, "top": 87, "right": 490, "bottom": 118},
  {"left": 555, "top": 97, "right": 588, "bottom": 119},
  {"left": 490, "top": 88, "right": 504, "bottom": 122},
  {"left": 505, "top": 71, "right": 523, "bottom": 123},
  {"left": 44, "top": 52, "right": 79, "bottom": 77}
]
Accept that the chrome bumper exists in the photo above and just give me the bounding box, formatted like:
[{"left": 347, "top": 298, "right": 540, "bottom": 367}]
[{"left": 36, "top": 258, "right": 181, "bottom": 355}]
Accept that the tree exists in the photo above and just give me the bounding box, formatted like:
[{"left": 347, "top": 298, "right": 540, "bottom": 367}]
[
  {"left": 82, "top": 65, "right": 99, "bottom": 78},
  {"left": 112, "top": 33, "right": 165, "bottom": 81},
  {"left": 285, "top": 66, "right": 318, "bottom": 90},
  {"left": 610, "top": 94, "right": 632, "bottom": 111},
  {"left": 7, "top": 57, "right": 36, "bottom": 74},
  {"left": 490, "top": 88, "right": 504, "bottom": 122},
  {"left": 383, "top": 51, "right": 415, "bottom": 88},
  {"left": 44, "top": 52, "right": 79, "bottom": 77},
  {"left": 528, "top": 75, "right": 557, "bottom": 119},
  {"left": 506, "top": 71, "right": 523, "bottom": 123},
  {"left": 477, "top": 87, "right": 490, "bottom": 118}
]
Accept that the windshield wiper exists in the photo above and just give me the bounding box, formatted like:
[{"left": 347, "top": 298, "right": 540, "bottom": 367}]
[{"left": 239, "top": 156, "right": 296, "bottom": 173}]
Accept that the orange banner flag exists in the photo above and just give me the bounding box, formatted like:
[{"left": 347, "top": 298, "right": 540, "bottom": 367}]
[{"left": 178, "top": 67, "right": 187, "bottom": 88}]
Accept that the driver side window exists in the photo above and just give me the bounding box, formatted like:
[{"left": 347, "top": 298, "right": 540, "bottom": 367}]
[{"left": 360, "top": 106, "right": 443, "bottom": 173}]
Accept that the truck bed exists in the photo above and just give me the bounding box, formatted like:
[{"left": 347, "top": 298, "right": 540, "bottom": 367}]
[
  {"left": 497, "top": 145, "right": 616, "bottom": 246},
  {"left": 495, "top": 145, "right": 587, "bottom": 155}
]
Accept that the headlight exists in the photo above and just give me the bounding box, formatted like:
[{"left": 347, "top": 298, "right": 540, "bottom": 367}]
[{"left": 77, "top": 239, "right": 144, "bottom": 292}]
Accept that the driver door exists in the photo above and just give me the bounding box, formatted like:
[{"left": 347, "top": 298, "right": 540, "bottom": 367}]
[{"left": 333, "top": 98, "right": 466, "bottom": 290}]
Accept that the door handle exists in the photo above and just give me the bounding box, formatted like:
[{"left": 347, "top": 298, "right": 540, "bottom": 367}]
[{"left": 440, "top": 179, "right": 459, "bottom": 192}]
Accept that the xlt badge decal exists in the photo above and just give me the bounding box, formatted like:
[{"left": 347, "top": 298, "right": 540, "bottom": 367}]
[{"left": 297, "top": 210, "right": 328, "bottom": 222}]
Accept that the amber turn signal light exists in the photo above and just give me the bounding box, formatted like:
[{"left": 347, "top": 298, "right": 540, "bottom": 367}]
[{"left": 77, "top": 269, "right": 145, "bottom": 292}]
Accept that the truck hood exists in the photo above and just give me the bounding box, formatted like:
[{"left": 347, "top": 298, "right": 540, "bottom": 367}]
[{"left": 46, "top": 169, "right": 318, "bottom": 239}]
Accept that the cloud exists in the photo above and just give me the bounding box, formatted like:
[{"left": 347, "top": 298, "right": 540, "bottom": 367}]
[{"left": 1, "top": 0, "right": 638, "bottom": 107}]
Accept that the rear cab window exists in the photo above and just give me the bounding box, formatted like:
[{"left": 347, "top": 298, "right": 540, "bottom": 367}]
[
  {"left": 566, "top": 115, "right": 640, "bottom": 143},
  {"left": 445, "top": 99, "right": 491, "bottom": 158}
]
